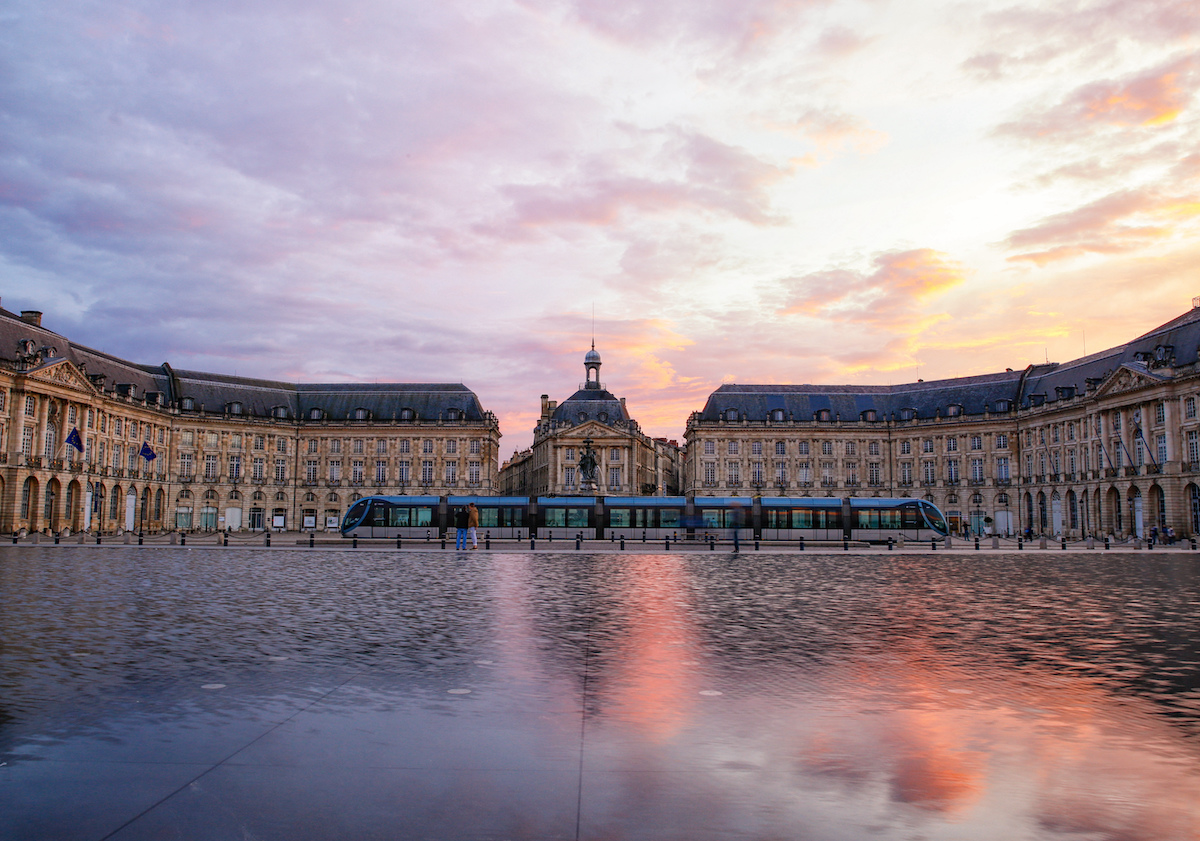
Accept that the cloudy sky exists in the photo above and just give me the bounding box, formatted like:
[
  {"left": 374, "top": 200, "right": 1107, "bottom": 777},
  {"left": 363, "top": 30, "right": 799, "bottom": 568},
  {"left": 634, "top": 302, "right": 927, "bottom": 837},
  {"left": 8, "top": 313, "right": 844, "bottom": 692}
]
[{"left": 3, "top": 0, "right": 1199, "bottom": 454}]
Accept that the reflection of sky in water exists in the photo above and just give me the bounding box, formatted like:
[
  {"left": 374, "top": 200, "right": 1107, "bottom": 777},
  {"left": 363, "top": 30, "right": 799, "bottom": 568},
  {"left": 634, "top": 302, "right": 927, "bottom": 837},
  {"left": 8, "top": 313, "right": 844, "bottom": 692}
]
[{"left": 2, "top": 548, "right": 1199, "bottom": 840}]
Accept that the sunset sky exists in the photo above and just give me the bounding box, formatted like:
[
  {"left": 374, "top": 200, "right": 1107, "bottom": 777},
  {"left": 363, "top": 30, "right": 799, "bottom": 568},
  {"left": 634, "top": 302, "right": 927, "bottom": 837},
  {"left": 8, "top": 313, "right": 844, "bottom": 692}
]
[{"left": 3, "top": 0, "right": 1199, "bottom": 453}]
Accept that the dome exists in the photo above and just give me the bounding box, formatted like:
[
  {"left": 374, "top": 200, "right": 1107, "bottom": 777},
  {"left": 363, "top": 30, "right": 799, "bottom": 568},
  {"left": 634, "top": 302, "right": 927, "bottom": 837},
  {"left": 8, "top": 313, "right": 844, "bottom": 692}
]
[{"left": 585, "top": 348, "right": 601, "bottom": 365}]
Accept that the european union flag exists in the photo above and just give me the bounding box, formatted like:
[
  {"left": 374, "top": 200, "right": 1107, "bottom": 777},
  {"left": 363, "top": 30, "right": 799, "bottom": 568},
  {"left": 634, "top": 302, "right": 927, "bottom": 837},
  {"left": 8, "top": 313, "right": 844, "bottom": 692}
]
[
  {"left": 139, "top": 442, "right": 157, "bottom": 461},
  {"left": 66, "top": 428, "right": 84, "bottom": 452}
]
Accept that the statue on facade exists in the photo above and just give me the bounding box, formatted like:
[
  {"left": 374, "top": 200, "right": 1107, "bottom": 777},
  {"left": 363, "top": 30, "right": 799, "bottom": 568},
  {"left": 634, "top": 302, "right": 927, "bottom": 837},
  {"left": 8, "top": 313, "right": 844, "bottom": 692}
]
[{"left": 579, "top": 437, "right": 598, "bottom": 493}]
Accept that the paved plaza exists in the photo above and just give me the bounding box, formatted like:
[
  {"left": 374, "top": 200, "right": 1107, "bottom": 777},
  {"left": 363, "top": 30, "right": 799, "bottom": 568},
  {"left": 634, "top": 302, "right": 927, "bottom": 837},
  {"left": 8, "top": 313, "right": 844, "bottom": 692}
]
[{"left": 2, "top": 546, "right": 1199, "bottom": 840}]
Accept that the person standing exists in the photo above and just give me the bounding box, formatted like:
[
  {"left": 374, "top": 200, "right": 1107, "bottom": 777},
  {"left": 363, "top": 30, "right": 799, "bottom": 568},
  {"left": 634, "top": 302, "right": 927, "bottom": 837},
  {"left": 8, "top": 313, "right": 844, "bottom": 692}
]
[
  {"left": 468, "top": 502, "right": 480, "bottom": 549},
  {"left": 454, "top": 506, "right": 469, "bottom": 550}
]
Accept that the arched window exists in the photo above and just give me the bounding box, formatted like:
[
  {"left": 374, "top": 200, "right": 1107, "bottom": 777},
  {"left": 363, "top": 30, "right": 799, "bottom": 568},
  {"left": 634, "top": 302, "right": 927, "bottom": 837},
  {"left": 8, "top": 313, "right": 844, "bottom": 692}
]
[
  {"left": 353, "top": 408, "right": 369, "bottom": 420},
  {"left": 271, "top": 406, "right": 289, "bottom": 419},
  {"left": 399, "top": 408, "right": 416, "bottom": 421},
  {"left": 816, "top": 410, "right": 831, "bottom": 422},
  {"left": 309, "top": 408, "right": 324, "bottom": 420},
  {"left": 275, "top": 492, "right": 287, "bottom": 501},
  {"left": 771, "top": 409, "right": 785, "bottom": 422}
]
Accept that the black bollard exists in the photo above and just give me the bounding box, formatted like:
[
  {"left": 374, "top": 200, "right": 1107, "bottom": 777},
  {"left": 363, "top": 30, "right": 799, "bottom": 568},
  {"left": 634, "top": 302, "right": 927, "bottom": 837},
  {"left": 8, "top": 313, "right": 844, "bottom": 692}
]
[
  {"left": 97, "top": 533, "right": 103, "bottom": 545},
  {"left": 426, "top": 529, "right": 431, "bottom": 542},
  {"left": 440, "top": 536, "right": 445, "bottom": 549},
  {"left": 575, "top": 536, "right": 581, "bottom": 551},
  {"left": 484, "top": 533, "right": 490, "bottom": 550},
  {"left": 530, "top": 536, "right": 536, "bottom": 550},
  {"left": 138, "top": 531, "right": 144, "bottom": 546},
  {"left": 1105, "top": 537, "right": 1110, "bottom": 550},
  {"left": 709, "top": 536, "right": 715, "bottom": 551},
  {"left": 54, "top": 533, "right": 60, "bottom": 545},
  {"left": 223, "top": 533, "right": 228, "bottom": 547},
  {"left": 665, "top": 536, "right": 671, "bottom": 550},
  {"left": 754, "top": 539, "right": 759, "bottom": 551},
  {"left": 309, "top": 533, "right": 314, "bottom": 548},
  {"left": 1017, "top": 537, "right": 1023, "bottom": 550},
  {"left": 265, "top": 532, "right": 270, "bottom": 547},
  {"left": 1061, "top": 537, "right": 1067, "bottom": 550},
  {"left": 10, "top": 532, "right": 16, "bottom": 544},
  {"left": 931, "top": 537, "right": 937, "bottom": 551},
  {"left": 549, "top": 532, "right": 553, "bottom": 543},
  {"left": 799, "top": 537, "right": 805, "bottom": 551},
  {"left": 974, "top": 537, "right": 980, "bottom": 551},
  {"left": 397, "top": 534, "right": 402, "bottom": 549},
  {"left": 611, "top": 532, "right": 615, "bottom": 542},
  {"left": 642, "top": 529, "right": 647, "bottom": 543},
  {"left": 888, "top": 537, "right": 893, "bottom": 551},
  {"left": 843, "top": 540, "right": 849, "bottom": 551},
  {"left": 620, "top": 537, "right": 625, "bottom": 551},
  {"left": 353, "top": 537, "right": 358, "bottom": 549}
]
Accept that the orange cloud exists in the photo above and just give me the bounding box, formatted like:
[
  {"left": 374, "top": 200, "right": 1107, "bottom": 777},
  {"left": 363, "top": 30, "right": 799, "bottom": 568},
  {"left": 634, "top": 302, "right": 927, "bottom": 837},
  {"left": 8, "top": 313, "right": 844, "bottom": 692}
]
[
  {"left": 778, "top": 249, "right": 967, "bottom": 324},
  {"left": 997, "top": 54, "right": 1199, "bottom": 139}
]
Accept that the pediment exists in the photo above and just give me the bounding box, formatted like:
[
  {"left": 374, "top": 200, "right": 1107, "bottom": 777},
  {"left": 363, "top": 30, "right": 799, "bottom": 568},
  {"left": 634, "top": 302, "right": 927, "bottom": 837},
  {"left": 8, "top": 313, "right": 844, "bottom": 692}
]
[
  {"left": 1093, "top": 364, "right": 1169, "bottom": 399},
  {"left": 21, "top": 358, "right": 98, "bottom": 395},
  {"left": 543, "top": 420, "right": 629, "bottom": 441}
]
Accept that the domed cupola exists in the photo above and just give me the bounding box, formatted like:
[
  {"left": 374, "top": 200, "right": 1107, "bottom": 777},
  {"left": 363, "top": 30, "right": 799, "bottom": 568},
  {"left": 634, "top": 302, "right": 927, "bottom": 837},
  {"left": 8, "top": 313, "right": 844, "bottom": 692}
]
[{"left": 584, "top": 342, "right": 602, "bottom": 390}]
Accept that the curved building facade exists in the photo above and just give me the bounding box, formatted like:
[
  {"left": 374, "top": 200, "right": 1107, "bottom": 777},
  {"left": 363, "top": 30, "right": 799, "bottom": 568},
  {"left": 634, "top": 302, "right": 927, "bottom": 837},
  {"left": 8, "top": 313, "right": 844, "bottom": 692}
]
[
  {"left": 685, "top": 305, "right": 1200, "bottom": 539},
  {"left": 2, "top": 306, "right": 500, "bottom": 535}
]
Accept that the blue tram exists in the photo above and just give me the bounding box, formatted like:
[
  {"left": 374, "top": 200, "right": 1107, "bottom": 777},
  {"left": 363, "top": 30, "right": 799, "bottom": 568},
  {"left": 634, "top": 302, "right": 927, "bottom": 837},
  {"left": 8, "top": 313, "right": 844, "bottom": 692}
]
[{"left": 342, "top": 494, "right": 948, "bottom": 543}]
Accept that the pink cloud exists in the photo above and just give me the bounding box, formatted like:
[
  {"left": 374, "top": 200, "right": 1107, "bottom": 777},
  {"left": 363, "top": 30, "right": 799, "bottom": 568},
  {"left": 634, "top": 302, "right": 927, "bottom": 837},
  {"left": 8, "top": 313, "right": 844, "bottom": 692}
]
[
  {"left": 778, "top": 249, "right": 967, "bottom": 324},
  {"left": 997, "top": 54, "right": 1199, "bottom": 139}
]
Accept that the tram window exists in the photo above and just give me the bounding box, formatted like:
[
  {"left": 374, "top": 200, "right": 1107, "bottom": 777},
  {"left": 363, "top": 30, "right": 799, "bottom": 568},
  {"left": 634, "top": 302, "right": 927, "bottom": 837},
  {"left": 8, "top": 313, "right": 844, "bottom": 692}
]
[
  {"left": 879, "top": 509, "right": 900, "bottom": 529},
  {"left": 387, "top": 507, "right": 411, "bottom": 527},
  {"left": 545, "top": 509, "right": 566, "bottom": 527},
  {"left": 700, "top": 509, "right": 723, "bottom": 528},
  {"left": 855, "top": 509, "right": 880, "bottom": 529},
  {"left": 765, "top": 509, "right": 786, "bottom": 529},
  {"left": 566, "top": 508, "right": 589, "bottom": 527},
  {"left": 791, "top": 509, "right": 811, "bottom": 528},
  {"left": 659, "top": 509, "right": 680, "bottom": 528},
  {"left": 610, "top": 509, "right": 632, "bottom": 527}
]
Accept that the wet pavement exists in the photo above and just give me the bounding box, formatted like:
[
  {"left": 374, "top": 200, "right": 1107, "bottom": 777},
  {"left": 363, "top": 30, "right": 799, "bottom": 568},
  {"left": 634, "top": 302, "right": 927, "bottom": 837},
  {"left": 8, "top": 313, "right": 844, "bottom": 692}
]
[{"left": 2, "top": 547, "right": 1199, "bottom": 841}]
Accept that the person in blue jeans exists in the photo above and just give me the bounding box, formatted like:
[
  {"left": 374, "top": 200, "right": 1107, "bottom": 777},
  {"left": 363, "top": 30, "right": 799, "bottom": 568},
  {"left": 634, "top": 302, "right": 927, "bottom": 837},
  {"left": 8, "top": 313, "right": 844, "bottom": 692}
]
[{"left": 454, "top": 507, "right": 469, "bottom": 550}]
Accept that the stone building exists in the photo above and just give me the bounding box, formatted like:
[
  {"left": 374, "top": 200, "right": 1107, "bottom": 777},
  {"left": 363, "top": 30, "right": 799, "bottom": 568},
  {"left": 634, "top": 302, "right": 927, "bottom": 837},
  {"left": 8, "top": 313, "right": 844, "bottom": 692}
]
[
  {"left": 499, "top": 345, "right": 682, "bottom": 497},
  {"left": 684, "top": 304, "right": 1200, "bottom": 539},
  {"left": 1, "top": 306, "right": 500, "bottom": 535}
]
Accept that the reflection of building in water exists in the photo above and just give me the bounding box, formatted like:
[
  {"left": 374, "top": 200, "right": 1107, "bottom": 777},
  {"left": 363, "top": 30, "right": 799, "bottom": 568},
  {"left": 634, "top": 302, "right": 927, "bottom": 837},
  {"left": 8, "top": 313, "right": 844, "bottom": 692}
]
[
  {"left": 685, "top": 302, "right": 1200, "bottom": 540},
  {"left": 1, "top": 306, "right": 500, "bottom": 535},
  {"left": 499, "top": 344, "right": 682, "bottom": 496}
]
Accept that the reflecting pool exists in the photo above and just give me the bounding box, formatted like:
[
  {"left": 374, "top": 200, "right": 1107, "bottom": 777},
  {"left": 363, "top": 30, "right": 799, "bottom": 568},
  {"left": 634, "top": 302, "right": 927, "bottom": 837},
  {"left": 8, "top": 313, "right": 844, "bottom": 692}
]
[{"left": 2, "top": 548, "right": 1199, "bottom": 840}]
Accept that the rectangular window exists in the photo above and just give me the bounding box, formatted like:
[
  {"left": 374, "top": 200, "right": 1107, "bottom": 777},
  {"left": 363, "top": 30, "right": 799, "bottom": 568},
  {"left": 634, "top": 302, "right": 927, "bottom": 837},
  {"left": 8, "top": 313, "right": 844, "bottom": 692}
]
[
  {"left": 1135, "top": 438, "right": 1144, "bottom": 466},
  {"left": 1067, "top": 423, "right": 1075, "bottom": 441},
  {"left": 112, "top": 447, "right": 121, "bottom": 471},
  {"left": 970, "top": 435, "right": 982, "bottom": 450},
  {"left": 180, "top": 452, "right": 194, "bottom": 477},
  {"left": 946, "top": 459, "right": 959, "bottom": 482},
  {"left": 446, "top": 440, "right": 458, "bottom": 455},
  {"left": 1189, "top": 431, "right": 1199, "bottom": 464},
  {"left": 970, "top": 458, "right": 984, "bottom": 481},
  {"left": 308, "top": 439, "right": 319, "bottom": 454},
  {"left": 468, "top": 461, "right": 480, "bottom": 484},
  {"left": 276, "top": 438, "right": 288, "bottom": 454},
  {"left": 205, "top": 432, "right": 218, "bottom": 448},
  {"left": 398, "top": 461, "right": 410, "bottom": 483},
  {"left": 995, "top": 433, "right": 1008, "bottom": 449},
  {"left": 229, "top": 455, "right": 242, "bottom": 481},
  {"left": 775, "top": 462, "right": 788, "bottom": 483},
  {"left": 845, "top": 461, "right": 858, "bottom": 484},
  {"left": 306, "top": 460, "right": 319, "bottom": 482},
  {"left": 923, "top": 461, "right": 936, "bottom": 483},
  {"left": 353, "top": 439, "right": 364, "bottom": 454},
  {"left": 21, "top": 426, "right": 34, "bottom": 456},
  {"left": 868, "top": 441, "right": 880, "bottom": 456},
  {"left": 821, "top": 461, "right": 835, "bottom": 486},
  {"left": 703, "top": 462, "right": 716, "bottom": 485},
  {"left": 565, "top": 466, "right": 576, "bottom": 488},
  {"left": 922, "top": 439, "right": 933, "bottom": 453},
  {"left": 752, "top": 441, "right": 763, "bottom": 456},
  {"left": 946, "top": 437, "right": 958, "bottom": 452},
  {"left": 751, "top": 461, "right": 764, "bottom": 484},
  {"left": 329, "top": 460, "right": 341, "bottom": 481},
  {"left": 704, "top": 441, "right": 715, "bottom": 455},
  {"left": 1187, "top": 397, "right": 1197, "bottom": 420},
  {"left": 181, "top": 431, "right": 194, "bottom": 447},
  {"left": 869, "top": 462, "right": 881, "bottom": 485},
  {"left": 1114, "top": 445, "right": 1123, "bottom": 468},
  {"left": 728, "top": 441, "right": 739, "bottom": 455},
  {"left": 87, "top": 409, "right": 95, "bottom": 428},
  {"left": 1051, "top": 425, "right": 1059, "bottom": 443},
  {"left": 352, "top": 460, "right": 364, "bottom": 483},
  {"left": 376, "top": 460, "right": 387, "bottom": 483},
  {"left": 1157, "top": 434, "right": 1167, "bottom": 464},
  {"left": 900, "top": 441, "right": 912, "bottom": 455},
  {"left": 821, "top": 441, "right": 833, "bottom": 455},
  {"left": 797, "top": 461, "right": 811, "bottom": 483},
  {"left": 274, "top": 459, "right": 287, "bottom": 481},
  {"left": 775, "top": 441, "right": 786, "bottom": 456},
  {"left": 1112, "top": 413, "right": 1121, "bottom": 431},
  {"left": 727, "top": 461, "right": 740, "bottom": 483},
  {"left": 1155, "top": 402, "right": 1165, "bottom": 425},
  {"left": 900, "top": 462, "right": 913, "bottom": 483},
  {"left": 204, "top": 454, "right": 218, "bottom": 480},
  {"left": 330, "top": 439, "right": 342, "bottom": 454},
  {"left": 422, "top": 440, "right": 434, "bottom": 454},
  {"left": 445, "top": 461, "right": 457, "bottom": 484},
  {"left": 25, "top": 395, "right": 36, "bottom": 416},
  {"left": 254, "top": 435, "right": 264, "bottom": 450},
  {"left": 68, "top": 405, "right": 77, "bottom": 425},
  {"left": 376, "top": 439, "right": 387, "bottom": 455},
  {"left": 114, "top": 418, "right": 123, "bottom": 436},
  {"left": 565, "top": 447, "right": 575, "bottom": 461},
  {"left": 470, "top": 439, "right": 481, "bottom": 455},
  {"left": 421, "top": 460, "right": 434, "bottom": 483},
  {"left": 610, "top": 447, "right": 620, "bottom": 461},
  {"left": 252, "top": 458, "right": 264, "bottom": 480},
  {"left": 230, "top": 433, "right": 242, "bottom": 450},
  {"left": 996, "top": 457, "right": 1010, "bottom": 481},
  {"left": 608, "top": 466, "right": 621, "bottom": 488}
]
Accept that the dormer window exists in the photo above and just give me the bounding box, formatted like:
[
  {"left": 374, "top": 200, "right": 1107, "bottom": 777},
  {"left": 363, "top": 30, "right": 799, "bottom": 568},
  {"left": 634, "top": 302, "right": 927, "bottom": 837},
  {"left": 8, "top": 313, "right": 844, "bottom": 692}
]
[
  {"left": 598, "top": 411, "right": 609, "bottom": 422},
  {"left": 993, "top": 400, "right": 1010, "bottom": 412},
  {"left": 227, "top": 402, "right": 243, "bottom": 415},
  {"left": 899, "top": 408, "right": 915, "bottom": 421},
  {"left": 271, "top": 406, "right": 289, "bottom": 419},
  {"left": 863, "top": 410, "right": 878, "bottom": 422},
  {"left": 446, "top": 408, "right": 460, "bottom": 421},
  {"left": 353, "top": 408, "right": 370, "bottom": 420},
  {"left": 770, "top": 409, "right": 785, "bottom": 422},
  {"left": 180, "top": 397, "right": 195, "bottom": 411},
  {"left": 725, "top": 409, "right": 739, "bottom": 422},
  {"left": 947, "top": 404, "right": 961, "bottom": 417},
  {"left": 399, "top": 408, "right": 415, "bottom": 421},
  {"left": 578, "top": 411, "right": 587, "bottom": 422},
  {"left": 309, "top": 408, "right": 323, "bottom": 420},
  {"left": 816, "top": 409, "right": 831, "bottom": 422}
]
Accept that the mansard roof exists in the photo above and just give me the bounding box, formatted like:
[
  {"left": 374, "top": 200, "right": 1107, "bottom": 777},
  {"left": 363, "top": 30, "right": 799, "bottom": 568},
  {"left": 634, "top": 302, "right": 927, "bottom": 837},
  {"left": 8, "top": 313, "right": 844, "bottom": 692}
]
[
  {"left": 550, "top": 387, "right": 631, "bottom": 425},
  {"left": 0, "top": 307, "right": 489, "bottom": 421},
  {"left": 699, "top": 305, "right": 1200, "bottom": 422}
]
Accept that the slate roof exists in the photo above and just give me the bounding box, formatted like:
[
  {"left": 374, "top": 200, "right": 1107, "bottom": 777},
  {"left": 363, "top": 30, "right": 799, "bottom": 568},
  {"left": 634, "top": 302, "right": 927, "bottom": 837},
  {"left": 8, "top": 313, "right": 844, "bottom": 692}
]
[
  {"left": 0, "top": 308, "right": 488, "bottom": 421},
  {"left": 551, "top": 387, "right": 631, "bottom": 425}
]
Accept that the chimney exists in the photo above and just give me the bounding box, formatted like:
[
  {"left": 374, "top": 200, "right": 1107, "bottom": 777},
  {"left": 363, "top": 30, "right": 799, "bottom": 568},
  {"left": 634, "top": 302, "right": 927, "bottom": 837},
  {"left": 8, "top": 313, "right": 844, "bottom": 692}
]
[
  {"left": 540, "top": 394, "right": 550, "bottom": 418},
  {"left": 20, "top": 311, "right": 42, "bottom": 327}
]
